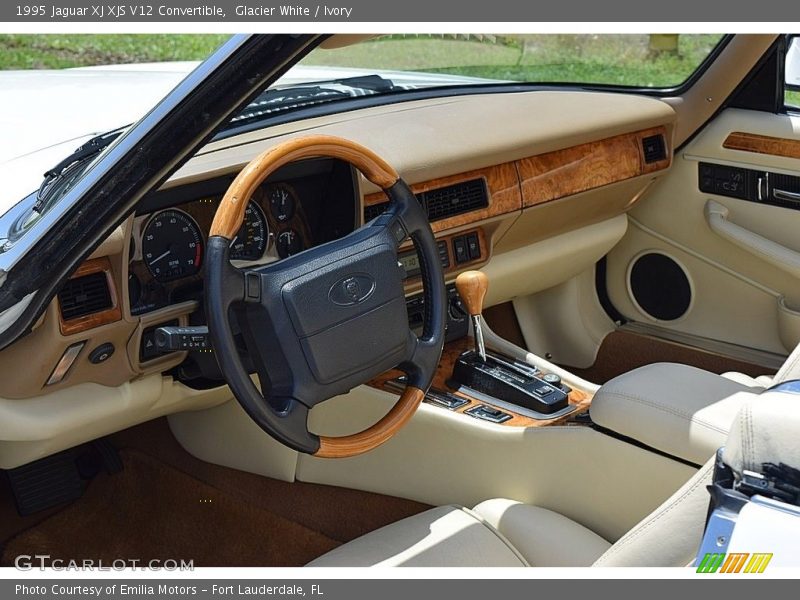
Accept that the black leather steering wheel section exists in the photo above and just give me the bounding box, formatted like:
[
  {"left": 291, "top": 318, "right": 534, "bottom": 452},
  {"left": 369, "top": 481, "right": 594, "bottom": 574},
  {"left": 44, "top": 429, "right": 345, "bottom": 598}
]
[{"left": 204, "top": 137, "right": 446, "bottom": 457}]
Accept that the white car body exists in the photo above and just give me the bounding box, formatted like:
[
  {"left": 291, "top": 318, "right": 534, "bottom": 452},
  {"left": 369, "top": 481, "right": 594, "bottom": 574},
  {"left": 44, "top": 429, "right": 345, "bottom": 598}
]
[{"left": 0, "top": 63, "right": 495, "bottom": 214}]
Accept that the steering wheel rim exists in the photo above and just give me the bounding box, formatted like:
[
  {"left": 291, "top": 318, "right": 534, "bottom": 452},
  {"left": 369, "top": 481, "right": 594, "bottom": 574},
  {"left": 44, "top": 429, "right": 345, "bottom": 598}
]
[{"left": 205, "top": 135, "right": 446, "bottom": 458}]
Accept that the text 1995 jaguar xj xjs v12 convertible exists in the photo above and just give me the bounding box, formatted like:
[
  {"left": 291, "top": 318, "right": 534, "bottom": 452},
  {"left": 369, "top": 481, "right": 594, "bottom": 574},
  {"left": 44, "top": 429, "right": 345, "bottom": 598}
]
[{"left": 0, "top": 33, "right": 799, "bottom": 568}]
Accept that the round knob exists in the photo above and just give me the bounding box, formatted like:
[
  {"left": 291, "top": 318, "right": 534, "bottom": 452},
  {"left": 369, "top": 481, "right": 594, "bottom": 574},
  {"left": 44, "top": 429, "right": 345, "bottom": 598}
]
[
  {"left": 542, "top": 373, "right": 562, "bottom": 388},
  {"left": 455, "top": 270, "right": 488, "bottom": 317},
  {"left": 448, "top": 297, "right": 467, "bottom": 321}
]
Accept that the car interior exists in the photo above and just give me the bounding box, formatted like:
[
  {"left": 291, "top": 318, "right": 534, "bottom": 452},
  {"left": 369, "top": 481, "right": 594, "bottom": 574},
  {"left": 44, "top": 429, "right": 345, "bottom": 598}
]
[{"left": 1, "top": 33, "right": 800, "bottom": 568}]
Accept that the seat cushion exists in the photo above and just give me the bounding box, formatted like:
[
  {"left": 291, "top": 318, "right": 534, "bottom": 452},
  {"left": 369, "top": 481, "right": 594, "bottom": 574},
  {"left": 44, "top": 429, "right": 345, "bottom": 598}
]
[
  {"left": 472, "top": 499, "right": 611, "bottom": 567},
  {"left": 590, "top": 362, "right": 760, "bottom": 465},
  {"left": 306, "top": 505, "right": 528, "bottom": 567}
]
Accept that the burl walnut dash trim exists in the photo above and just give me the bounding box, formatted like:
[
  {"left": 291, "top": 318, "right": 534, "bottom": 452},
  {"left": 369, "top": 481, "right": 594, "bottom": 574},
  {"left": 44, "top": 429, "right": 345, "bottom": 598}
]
[
  {"left": 518, "top": 126, "right": 671, "bottom": 207},
  {"left": 364, "top": 162, "right": 522, "bottom": 234},
  {"left": 723, "top": 132, "right": 800, "bottom": 160},
  {"left": 369, "top": 338, "right": 592, "bottom": 429},
  {"left": 58, "top": 256, "right": 122, "bottom": 336}
]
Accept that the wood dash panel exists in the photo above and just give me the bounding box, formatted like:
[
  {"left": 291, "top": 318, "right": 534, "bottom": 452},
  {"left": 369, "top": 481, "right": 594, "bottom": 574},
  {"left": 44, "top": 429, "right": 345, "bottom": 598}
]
[
  {"left": 58, "top": 256, "right": 122, "bottom": 336},
  {"left": 518, "top": 126, "right": 670, "bottom": 207},
  {"left": 723, "top": 132, "right": 800, "bottom": 160},
  {"left": 364, "top": 162, "right": 521, "bottom": 233}
]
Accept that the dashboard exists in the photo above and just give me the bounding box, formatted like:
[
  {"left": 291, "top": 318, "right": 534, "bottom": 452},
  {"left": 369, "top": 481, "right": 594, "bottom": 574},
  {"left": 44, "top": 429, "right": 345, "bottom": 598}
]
[
  {"left": 129, "top": 158, "right": 357, "bottom": 316},
  {"left": 0, "top": 89, "right": 678, "bottom": 470},
  {"left": 0, "top": 91, "right": 676, "bottom": 409}
]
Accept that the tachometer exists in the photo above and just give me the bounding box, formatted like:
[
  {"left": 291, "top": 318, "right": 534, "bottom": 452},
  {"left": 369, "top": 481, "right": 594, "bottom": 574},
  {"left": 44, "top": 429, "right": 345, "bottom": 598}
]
[
  {"left": 142, "top": 209, "right": 203, "bottom": 282},
  {"left": 230, "top": 201, "right": 269, "bottom": 261}
]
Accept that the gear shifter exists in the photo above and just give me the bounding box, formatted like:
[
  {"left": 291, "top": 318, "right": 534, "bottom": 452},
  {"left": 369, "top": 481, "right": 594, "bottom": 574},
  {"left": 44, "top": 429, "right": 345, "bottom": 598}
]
[
  {"left": 450, "top": 270, "right": 570, "bottom": 416},
  {"left": 455, "top": 270, "right": 488, "bottom": 361}
]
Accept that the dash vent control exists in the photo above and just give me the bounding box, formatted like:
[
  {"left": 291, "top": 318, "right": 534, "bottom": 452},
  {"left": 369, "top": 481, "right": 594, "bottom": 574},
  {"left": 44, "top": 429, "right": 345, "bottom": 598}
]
[{"left": 642, "top": 134, "right": 667, "bottom": 164}]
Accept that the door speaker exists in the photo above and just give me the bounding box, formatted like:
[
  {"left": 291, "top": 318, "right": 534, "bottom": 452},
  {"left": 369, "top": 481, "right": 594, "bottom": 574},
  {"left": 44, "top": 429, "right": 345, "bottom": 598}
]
[{"left": 629, "top": 252, "right": 691, "bottom": 321}]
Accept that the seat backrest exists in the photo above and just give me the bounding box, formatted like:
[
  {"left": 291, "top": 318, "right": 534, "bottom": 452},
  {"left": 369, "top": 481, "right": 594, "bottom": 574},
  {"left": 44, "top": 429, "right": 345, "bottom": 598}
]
[
  {"left": 594, "top": 389, "right": 800, "bottom": 567},
  {"left": 592, "top": 455, "right": 714, "bottom": 567},
  {"left": 773, "top": 341, "right": 800, "bottom": 384}
]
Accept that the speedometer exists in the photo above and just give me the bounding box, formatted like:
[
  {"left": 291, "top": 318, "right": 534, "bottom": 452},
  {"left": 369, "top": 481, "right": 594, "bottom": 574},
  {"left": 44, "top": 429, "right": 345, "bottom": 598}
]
[
  {"left": 142, "top": 209, "right": 203, "bottom": 282},
  {"left": 230, "top": 201, "right": 269, "bottom": 261}
]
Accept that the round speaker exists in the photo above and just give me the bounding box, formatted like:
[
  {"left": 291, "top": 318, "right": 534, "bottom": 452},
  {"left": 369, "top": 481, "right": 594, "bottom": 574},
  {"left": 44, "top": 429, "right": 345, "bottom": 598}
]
[{"left": 628, "top": 252, "right": 692, "bottom": 321}]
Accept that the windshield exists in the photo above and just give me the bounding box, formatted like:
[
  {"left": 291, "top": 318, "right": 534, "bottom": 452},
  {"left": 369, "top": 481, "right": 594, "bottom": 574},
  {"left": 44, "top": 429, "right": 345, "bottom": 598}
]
[
  {"left": 0, "top": 33, "right": 726, "bottom": 226},
  {"left": 299, "top": 34, "right": 726, "bottom": 89},
  {"left": 219, "top": 34, "right": 726, "bottom": 136}
]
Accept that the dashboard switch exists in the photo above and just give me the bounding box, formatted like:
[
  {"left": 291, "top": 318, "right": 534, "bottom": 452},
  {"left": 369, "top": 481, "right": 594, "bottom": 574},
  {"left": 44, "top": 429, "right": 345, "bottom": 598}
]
[
  {"left": 453, "top": 236, "right": 469, "bottom": 264},
  {"left": 466, "top": 233, "right": 481, "bottom": 260},
  {"left": 88, "top": 343, "right": 115, "bottom": 365},
  {"left": 245, "top": 272, "right": 261, "bottom": 300},
  {"left": 154, "top": 326, "right": 211, "bottom": 352},
  {"left": 465, "top": 404, "right": 512, "bottom": 424}
]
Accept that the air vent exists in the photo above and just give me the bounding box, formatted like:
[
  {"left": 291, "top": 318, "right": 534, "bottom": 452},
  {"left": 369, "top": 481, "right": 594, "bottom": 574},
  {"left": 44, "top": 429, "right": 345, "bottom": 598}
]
[
  {"left": 362, "top": 178, "right": 489, "bottom": 223},
  {"left": 58, "top": 272, "right": 113, "bottom": 321},
  {"left": 364, "top": 201, "right": 389, "bottom": 222},
  {"left": 642, "top": 134, "right": 667, "bottom": 164},
  {"left": 422, "top": 179, "right": 489, "bottom": 222}
]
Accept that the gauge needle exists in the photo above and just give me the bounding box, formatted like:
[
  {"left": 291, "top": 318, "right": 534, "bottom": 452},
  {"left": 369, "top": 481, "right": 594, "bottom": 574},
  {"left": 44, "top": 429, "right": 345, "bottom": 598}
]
[
  {"left": 150, "top": 250, "right": 171, "bottom": 264},
  {"left": 229, "top": 236, "right": 239, "bottom": 248}
]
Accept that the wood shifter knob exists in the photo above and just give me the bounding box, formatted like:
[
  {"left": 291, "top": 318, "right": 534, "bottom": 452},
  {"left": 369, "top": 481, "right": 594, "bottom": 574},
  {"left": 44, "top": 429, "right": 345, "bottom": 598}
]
[{"left": 455, "top": 270, "right": 488, "bottom": 317}]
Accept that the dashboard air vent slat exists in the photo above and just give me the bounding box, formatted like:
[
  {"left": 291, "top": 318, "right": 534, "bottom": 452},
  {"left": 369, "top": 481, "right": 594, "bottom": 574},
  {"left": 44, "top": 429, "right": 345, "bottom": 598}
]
[
  {"left": 364, "top": 201, "right": 389, "bottom": 222},
  {"left": 642, "top": 134, "right": 667, "bottom": 164},
  {"left": 58, "top": 272, "right": 113, "bottom": 321},
  {"left": 362, "top": 178, "right": 488, "bottom": 223},
  {"left": 422, "top": 179, "right": 488, "bottom": 222}
]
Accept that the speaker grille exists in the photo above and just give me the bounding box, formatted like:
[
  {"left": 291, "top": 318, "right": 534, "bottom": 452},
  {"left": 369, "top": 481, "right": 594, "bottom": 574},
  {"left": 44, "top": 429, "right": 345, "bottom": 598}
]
[{"left": 629, "top": 253, "right": 691, "bottom": 321}]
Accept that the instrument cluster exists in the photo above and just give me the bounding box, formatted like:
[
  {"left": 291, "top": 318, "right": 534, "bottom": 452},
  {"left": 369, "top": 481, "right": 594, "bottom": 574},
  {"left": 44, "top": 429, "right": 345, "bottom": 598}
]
[{"left": 128, "top": 158, "right": 357, "bottom": 316}]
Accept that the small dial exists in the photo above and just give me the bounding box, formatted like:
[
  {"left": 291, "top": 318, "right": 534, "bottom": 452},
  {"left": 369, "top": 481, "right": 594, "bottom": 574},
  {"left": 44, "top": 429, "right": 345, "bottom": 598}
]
[
  {"left": 269, "top": 184, "right": 296, "bottom": 223},
  {"left": 142, "top": 209, "right": 203, "bottom": 282},
  {"left": 230, "top": 202, "right": 269, "bottom": 261},
  {"left": 276, "top": 229, "right": 304, "bottom": 258}
]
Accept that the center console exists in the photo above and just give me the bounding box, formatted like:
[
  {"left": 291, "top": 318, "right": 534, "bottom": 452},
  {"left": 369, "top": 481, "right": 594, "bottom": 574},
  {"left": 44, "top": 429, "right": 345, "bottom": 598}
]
[
  {"left": 381, "top": 270, "right": 593, "bottom": 428},
  {"left": 451, "top": 350, "right": 572, "bottom": 418}
]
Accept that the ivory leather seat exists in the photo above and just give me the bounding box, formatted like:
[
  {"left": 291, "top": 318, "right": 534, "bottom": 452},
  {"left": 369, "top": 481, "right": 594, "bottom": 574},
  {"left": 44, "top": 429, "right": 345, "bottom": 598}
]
[{"left": 309, "top": 346, "right": 800, "bottom": 568}]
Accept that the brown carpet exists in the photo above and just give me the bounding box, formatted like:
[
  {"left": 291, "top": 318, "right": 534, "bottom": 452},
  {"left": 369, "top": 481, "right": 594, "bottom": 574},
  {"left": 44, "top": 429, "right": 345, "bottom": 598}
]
[
  {"left": 1, "top": 418, "right": 430, "bottom": 567},
  {"left": 110, "top": 418, "right": 430, "bottom": 543},
  {"left": 569, "top": 330, "right": 776, "bottom": 385},
  {"left": 2, "top": 450, "right": 339, "bottom": 567}
]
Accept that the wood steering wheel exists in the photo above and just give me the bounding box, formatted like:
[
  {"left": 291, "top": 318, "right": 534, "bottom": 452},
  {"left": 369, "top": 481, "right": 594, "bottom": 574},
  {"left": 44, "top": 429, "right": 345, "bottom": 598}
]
[{"left": 205, "top": 135, "right": 446, "bottom": 458}]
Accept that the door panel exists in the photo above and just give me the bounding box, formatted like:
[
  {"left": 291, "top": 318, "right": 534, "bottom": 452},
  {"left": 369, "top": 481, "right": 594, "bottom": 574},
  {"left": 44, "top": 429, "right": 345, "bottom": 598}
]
[{"left": 606, "top": 108, "right": 800, "bottom": 356}]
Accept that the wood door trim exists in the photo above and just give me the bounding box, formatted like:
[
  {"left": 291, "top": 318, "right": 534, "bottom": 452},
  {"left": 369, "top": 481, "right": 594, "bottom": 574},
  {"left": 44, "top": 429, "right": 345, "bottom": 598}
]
[{"left": 723, "top": 132, "right": 800, "bottom": 160}]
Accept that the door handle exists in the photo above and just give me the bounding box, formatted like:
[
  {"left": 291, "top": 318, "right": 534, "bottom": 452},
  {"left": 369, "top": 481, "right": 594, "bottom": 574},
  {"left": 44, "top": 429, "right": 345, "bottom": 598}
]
[
  {"left": 774, "top": 188, "right": 800, "bottom": 204},
  {"left": 704, "top": 199, "right": 800, "bottom": 279}
]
